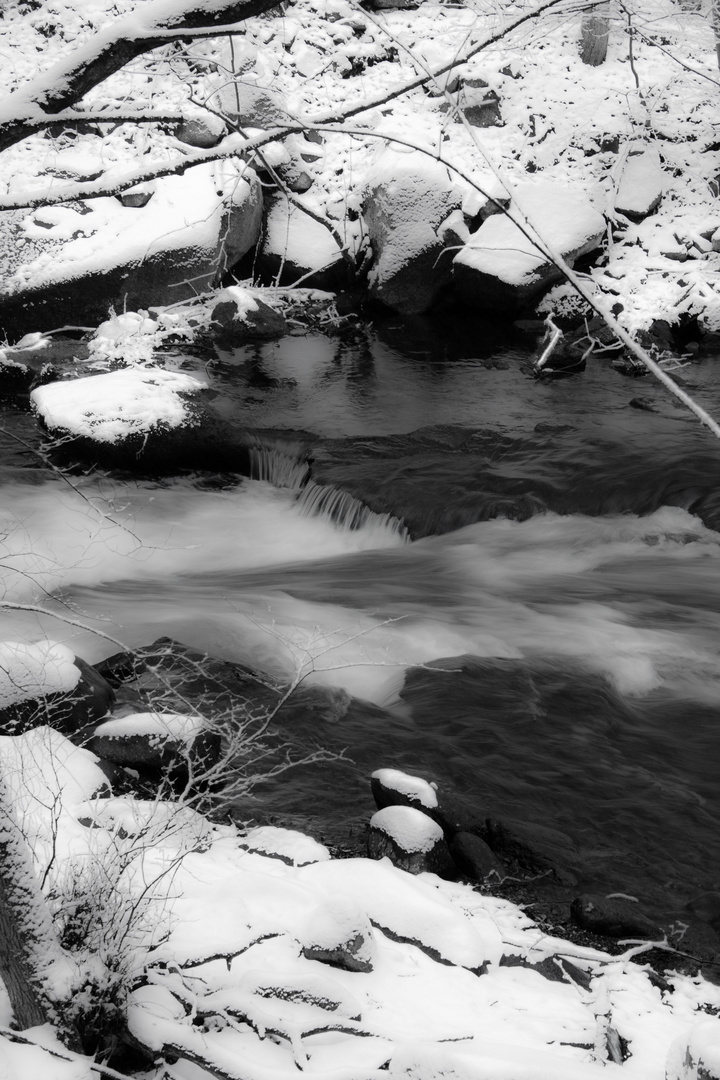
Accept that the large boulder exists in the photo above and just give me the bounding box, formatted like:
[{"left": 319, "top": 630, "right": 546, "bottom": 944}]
[
  {"left": 0, "top": 640, "right": 114, "bottom": 735},
  {"left": 0, "top": 161, "right": 262, "bottom": 336},
  {"left": 453, "top": 181, "right": 605, "bottom": 315},
  {"left": 362, "top": 148, "right": 463, "bottom": 314}
]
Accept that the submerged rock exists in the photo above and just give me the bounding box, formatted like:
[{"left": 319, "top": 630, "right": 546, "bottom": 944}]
[{"left": 570, "top": 893, "right": 662, "bottom": 939}]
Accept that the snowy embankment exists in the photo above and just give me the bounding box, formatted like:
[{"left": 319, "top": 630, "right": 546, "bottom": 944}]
[
  {"left": 1, "top": 0, "right": 720, "bottom": 337},
  {"left": 1, "top": 730, "right": 720, "bottom": 1080}
]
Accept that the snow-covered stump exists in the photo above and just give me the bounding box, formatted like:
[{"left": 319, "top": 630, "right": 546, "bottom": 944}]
[
  {"left": 453, "top": 182, "right": 605, "bottom": 315},
  {"left": 0, "top": 641, "right": 114, "bottom": 737},
  {"left": 368, "top": 805, "right": 456, "bottom": 878},
  {"left": 362, "top": 148, "right": 464, "bottom": 315}
]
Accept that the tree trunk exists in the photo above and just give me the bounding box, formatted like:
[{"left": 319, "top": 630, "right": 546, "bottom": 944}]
[
  {"left": 580, "top": 2, "right": 610, "bottom": 66},
  {"left": 713, "top": 0, "right": 720, "bottom": 70},
  {"left": 0, "top": 776, "right": 79, "bottom": 1048}
]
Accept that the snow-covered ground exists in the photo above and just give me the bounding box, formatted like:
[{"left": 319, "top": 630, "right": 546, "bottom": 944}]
[
  {"left": 1, "top": 729, "right": 720, "bottom": 1080},
  {"left": 1, "top": 0, "right": 720, "bottom": 334}
]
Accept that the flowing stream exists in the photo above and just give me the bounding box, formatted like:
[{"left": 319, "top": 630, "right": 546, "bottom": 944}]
[{"left": 2, "top": 311, "right": 720, "bottom": 924}]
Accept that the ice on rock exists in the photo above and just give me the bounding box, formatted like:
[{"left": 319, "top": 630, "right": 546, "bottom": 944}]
[{"left": 372, "top": 767, "right": 438, "bottom": 808}]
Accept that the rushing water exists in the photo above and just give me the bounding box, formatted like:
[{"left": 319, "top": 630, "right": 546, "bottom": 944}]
[{"left": 2, "top": 312, "right": 720, "bottom": 924}]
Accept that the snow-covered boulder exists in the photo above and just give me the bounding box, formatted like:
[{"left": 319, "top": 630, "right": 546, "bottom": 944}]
[
  {"left": 368, "top": 804, "right": 456, "bottom": 878},
  {"left": 363, "top": 148, "right": 463, "bottom": 314},
  {"left": 210, "top": 285, "right": 287, "bottom": 344},
  {"left": 0, "top": 640, "right": 114, "bottom": 736},
  {"left": 453, "top": 182, "right": 605, "bottom": 314},
  {"left": 615, "top": 143, "right": 664, "bottom": 222},
  {"left": 85, "top": 710, "right": 218, "bottom": 773},
  {"left": 258, "top": 194, "right": 349, "bottom": 291},
  {"left": 0, "top": 161, "right": 262, "bottom": 334}
]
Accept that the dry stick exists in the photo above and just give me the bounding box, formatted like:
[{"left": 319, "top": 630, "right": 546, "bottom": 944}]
[
  {"left": 356, "top": 3, "right": 720, "bottom": 441},
  {"left": 0, "top": 1026, "right": 135, "bottom": 1079}
]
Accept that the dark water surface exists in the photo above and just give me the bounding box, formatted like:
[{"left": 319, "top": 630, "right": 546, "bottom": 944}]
[{"left": 2, "top": 314, "right": 720, "bottom": 924}]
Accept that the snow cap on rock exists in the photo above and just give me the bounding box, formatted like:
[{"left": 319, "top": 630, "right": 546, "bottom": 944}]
[{"left": 31, "top": 367, "right": 207, "bottom": 443}]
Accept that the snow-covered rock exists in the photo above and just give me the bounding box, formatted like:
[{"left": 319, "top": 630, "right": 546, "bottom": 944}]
[
  {"left": 258, "top": 194, "right": 348, "bottom": 291},
  {"left": 453, "top": 182, "right": 605, "bottom": 314},
  {"left": 371, "top": 766, "right": 439, "bottom": 810},
  {"left": 85, "top": 710, "right": 217, "bottom": 773},
  {"left": 210, "top": 285, "right": 288, "bottom": 344},
  {"left": 615, "top": 143, "right": 664, "bottom": 222},
  {"left": 0, "top": 162, "right": 262, "bottom": 334},
  {"left": 31, "top": 367, "right": 207, "bottom": 444},
  {"left": 0, "top": 640, "right": 113, "bottom": 736},
  {"left": 363, "top": 147, "right": 463, "bottom": 315},
  {"left": 368, "top": 804, "right": 456, "bottom": 878}
]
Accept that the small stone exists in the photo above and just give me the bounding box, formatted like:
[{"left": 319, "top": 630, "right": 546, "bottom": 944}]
[{"left": 119, "top": 188, "right": 153, "bottom": 208}]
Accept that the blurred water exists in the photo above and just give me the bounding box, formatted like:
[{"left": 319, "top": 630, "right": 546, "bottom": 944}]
[{"left": 2, "top": 314, "right": 720, "bottom": 918}]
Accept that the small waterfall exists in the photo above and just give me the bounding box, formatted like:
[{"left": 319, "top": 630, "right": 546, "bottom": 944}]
[
  {"left": 298, "top": 481, "right": 408, "bottom": 540},
  {"left": 246, "top": 438, "right": 408, "bottom": 540},
  {"left": 247, "top": 442, "right": 311, "bottom": 489}
]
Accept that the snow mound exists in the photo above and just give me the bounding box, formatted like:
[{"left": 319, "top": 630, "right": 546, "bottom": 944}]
[
  {"left": 31, "top": 367, "right": 207, "bottom": 443},
  {"left": 239, "top": 825, "right": 331, "bottom": 865}
]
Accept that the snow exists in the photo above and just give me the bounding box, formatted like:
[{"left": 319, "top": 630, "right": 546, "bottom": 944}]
[
  {"left": 2, "top": 730, "right": 720, "bottom": 1079},
  {"left": 615, "top": 144, "right": 664, "bottom": 220},
  {"left": 92, "top": 710, "right": 205, "bottom": 742},
  {"left": 0, "top": 639, "right": 80, "bottom": 707},
  {"left": 370, "top": 805, "right": 443, "bottom": 853},
  {"left": 216, "top": 284, "right": 260, "bottom": 320},
  {"left": 30, "top": 367, "right": 207, "bottom": 443},
  {"left": 454, "top": 183, "right": 606, "bottom": 285},
  {"left": 238, "top": 825, "right": 330, "bottom": 865},
  {"left": 372, "top": 767, "right": 438, "bottom": 808}
]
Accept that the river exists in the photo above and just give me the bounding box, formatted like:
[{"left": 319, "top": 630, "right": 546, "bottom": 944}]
[{"left": 1, "top": 310, "right": 720, "bottom": 927}]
